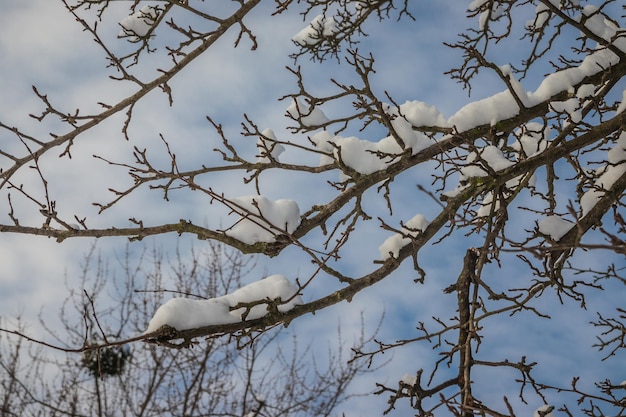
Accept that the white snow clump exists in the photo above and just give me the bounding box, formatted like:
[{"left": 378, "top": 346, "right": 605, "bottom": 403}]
[
  {"left": 119, "top": 6, "right": 158, "bottom": 41},
  {"left": 287, "top": 98, "right": 329, "bottom": 127},
  {"left": 292, "top": 14, "right": 336, "bottom": 46},
  {"left": 533, "top": 405, "right": 555, "bottom": 417},
  {"left": 401, "top": 373, "right": 417, "bottom": 386},
  {"left": 384, "top": 103, "right": 445, "bottom": 152},
  {"left": 226, "top": 196, "right": 300, "bottom": 245},
  {"left": 526, "top": 2, "right": 551, "bottom": 31},
  {"left": 576, "top": 83, "right": 596, "bottom": 99},
  {"left": 443, "top": 145, "right": 523, "bottom": 199},
  {"left": 511, "top": 122, "right": 550, "bottom": 158},
  {"left": 310, "top": 132, "right": 398, "bottom": 177},
  {"left": 308, "top": 102, "right": 440, "bottom": 177},
  {"left": 379, "top": 214, "right": 430, "bottom": 260},
  {"left": 476, "top": 192, "right": 500, "bottom": 218},
  {"left": 538, "top": 215, "right": 574, "bottom": 241},
  {"left": 257, "top": 128, "right": 285, "bottom": 163},
  {"left": 550, "top": 98, "right": 582, "bottom": 124},
  {"left": 580, "top": 5, "right": 626, "bottom": 48},
  {"left": 394, "top": 100, "right": 449, "bottom": 129},
  {"left": 477, "top": 3, "right": 504, "bottom": 31},
  {"left": 616, "top": 88, "right": 626, "bottom": 115},
  {"left": 467, "top": 0, "right": 489, "bottom": 12},
  {"left": 448, "top": 68, "right": 527, "bottom": 132},
  {"left": 580, "top": 131, "right": 626, "bottom": 216},
  {"left": 460, "top": 146, "right": 515, "bottom": 179},
  {"left": 145, "top": 275, "right": 303, "bottom": 333}
]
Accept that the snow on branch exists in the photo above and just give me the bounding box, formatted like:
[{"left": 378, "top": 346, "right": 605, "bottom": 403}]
[
  {"left": 224, "top": 196, "right": 301, "bottom": 245},
  {"left": 379, "top": 214, "right": 430, "bottom": 261},
  {"left": 118, "top": 5, "right": 160, "bottom": 42},
  {"left": 145, "top": 275, "right": 303, "bottom": 333},
  {"left": 292, "top": 14, "right": 337, "bottom": 47},
  {"left": 580, "top": 132, "right": 626, "bottom": 216}
]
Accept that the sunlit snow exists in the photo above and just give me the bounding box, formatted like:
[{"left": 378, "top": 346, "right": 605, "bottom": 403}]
[
  {"left": 225, "top": 196, "right": 300, "bottom": 245},
  {"left": 442, "top": 144, "right": 521, "bottom": 198},
  {"left": 550, "top": 98, "right": 582, "bottom": 123},
  {"left": 119, "top": 6, "right": 158, "bottom": 41},
  {"left": 313, "top": 133, "right": 403, "bottom": 177},
  {"left": 146, "top": 275, "right": 302, "bottom": 333},
  {"left": 448, "top": 89, "right": 522, "bottom": 132},
  {"left": 307, "top": 102, "right": 438, "bottom": 177},
  {"left": 400, "top": 373, "right": 417, "bottom": 386},
  {"left": 576, "top": 83, "right": 596, "bottom": 99},
  {"left": 460, "top": 146, "right": 515, "bottom": 179},
  {"left": 379, "top": 214, "right": 430, "bottom": 260},
  {"left": 511, "top": 122, "right": 550, "bottom": 157},
  {"left": 257, "top": 128, "right": 285, "bottom": 163},
  {"left": 616, "top": 88, "right": 626, "bottom": 114},
  {"left": 287, "top": 98, "right": 330, "bottom": 127},
  {"left": 478, "top": 4, "right": 504, "bottom": 31},
  {"left": 533, "top": 405, "right": 555, "bottom": 417},
  {"left": 476, "top": 192, "right": 500, "bottom": 218},
  {"left": 292, "top": 14, "right": 336, "bottom": 46},
  {"left": 448, "top": 8, "right": 626, "bottom": 134},
  {"left": 393, "top": 100, "right": 449, "bottom": 129},
  {"left": 538, "top": 215, "right": 574, "bottom": 241},
  {"left": 385, "top": 104, "right": 439, "bottom": 153},
  {"left": 580, "top": 5, "right": 624, "bottom": 45},
  {"left": 467, "top": 0, "right": 490, "bottom": 12},
  {"left": 526, "top": 3, "right": 551, "bottom": 30},
  {"left": 580, "top": 132, "right": 626, "bottom": 216}
]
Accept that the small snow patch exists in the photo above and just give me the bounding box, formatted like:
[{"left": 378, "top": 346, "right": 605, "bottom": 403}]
[
  {"left": 538, "top": 215, "right": 574, "bottom": 241},
  {"left": 379, "top": 214, "right": 430, "bottom": 260},
  {"left": 119, "top": 6, "right": 158, "bottom": 41},
  {"left": 225, "top": 196, "right": 300, "bottom": 245}
]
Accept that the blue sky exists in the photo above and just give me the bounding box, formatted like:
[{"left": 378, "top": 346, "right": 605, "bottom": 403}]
[{"left": 1, "top": 1, "right": 625, "bottom": 416}]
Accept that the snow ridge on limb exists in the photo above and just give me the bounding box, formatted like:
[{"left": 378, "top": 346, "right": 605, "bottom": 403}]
[
  {"left": 145, "top": 275, "right": 302, "bottom": 334},
  {"left": 224, "top": 196, "right": 301, "bottom": 245}
]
